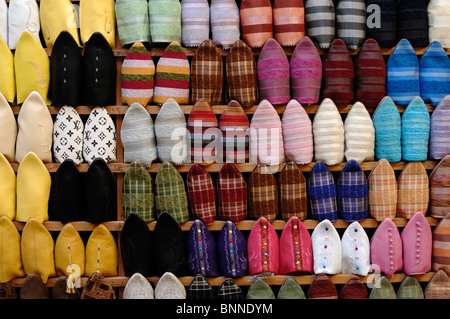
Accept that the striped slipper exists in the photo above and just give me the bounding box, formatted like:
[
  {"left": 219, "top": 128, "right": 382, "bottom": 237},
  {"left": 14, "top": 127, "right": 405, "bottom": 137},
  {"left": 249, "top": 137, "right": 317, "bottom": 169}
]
[
  {"left": 401, "top": 96, "right": 430, "bottom": 162},
  {"left": 210, "top": 0, "right": 240, "bottom": 50},
  {"left": 372, "top": 96, "right": 402, "bottom": 162},
  {"left": 386, "top": 39, "right": 420, "bottom": 106},
  {"left": 187, "top": 164, "right": 217, "bottom": 225},
  {"left": 148, "top": 0, "right": 181, "bottom": 43},
  {"left": 216, "top": 163, "right": 248, "bottom": 223},
  {"left": 354, "top": 39, "right": 386, "bottom": 108},
  {"left": 273, "top": 0, "right": 305, "bottom": 47},
  {"left": 322, "top": 39, "right": 354, "bottom": 108},
  {"left": 289, "top": 36, "right": 322, "bottom": 105},
  {"left": 115, "top": 0, "right": 151, "bottom": 46},
  {"left": 344, "top": 102, "right": 375, "bottom": 163},
  {"left": 428, "top": 0, "right": 450, "bottom": 49},
  {"left": 278, "top": 161, "right": 307, "bottom": 221},
  {"left": 219, "top": 100, "right": 250, "bottom": 163},
  {"left": 429, "top": 95, "right": 450, "bottom": 160},
  {"left": 240, "top": 0, "right": 273, "bottom": 48},
  {"left": 397, "top": 162, "right": 429, "bottom": 220},
  {"left": 397, "top": 0, "right": 429, "bottom": 47},
  {"left": 249, "top": 99, "right": 285, "bottom": 167},
  {"left": 121, "top": 102, "right": 158, "bottom": 167},
  {"left": 336, "top": 0, "right": 366, "bottom": 50},
  {"left": 304, "top": 0, "right": 335, "bottom": 49},
  {"left": 424, "top": 270, "right": 450, "bottom": 299},
  {"left": 308, "top": 161, "right": 338, "bottom": 222},
  {"left": 420, "top": 41, "right": 450, "bottom": 107},
  {"left": 181, "top": 0, "right": 210, "bottom": 48},
  {"left": 153, "top": 41, "right": 190, "bottom": 105},
  {"left": 282, "top": 99, "right": 313, "bottom": 165},
  {"left": 432, "top": 213, "right": 450, "bottom": 273},
  {"left": 365, "top": 0, "right": 397, "bottom": 48},
  {"left": 225, "top": 40, "right": 259, "bottom": 107},
  {"left": 190, "top": 39, "right": 224, "bottom": 105},
  {"left": 337, "top": 160, "right": 369, "bottom": 222},
  {"left": 121, "top": 42, "right": 155, "bottom": 106},
  {"left": 154, "top": 98, "right": 187, "bottom": 165},
  {"left": 248, "top": 163, "right": 278, "bottom": 222},
  {"left": 368, "top": 158, "right": 397, "bottom": 221},
  {"left": 313, "top": 98, "right": 345, "bottom": 166},
  {"left": 187, "top": 99, "right": 219, "bottom": 165},
  {"left": 257, "top": 38, "right": 290, "bottom": 105},
  {"left": 429, "top": 155, "right": 450, "bottom": 218}
]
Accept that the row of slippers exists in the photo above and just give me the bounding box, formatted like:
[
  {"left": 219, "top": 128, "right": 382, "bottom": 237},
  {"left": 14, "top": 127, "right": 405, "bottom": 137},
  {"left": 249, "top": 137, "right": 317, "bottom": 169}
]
[
  {"left": 2, "top": 87, "right": 450, "bottom": 170},
  {"left": 2, "top": 0, "right": 449, "bottom": 51},
  {"left": 2, "top": 210, "right": 450, "bottom": 297},
  {"left": 3, "top": 271, "right": 450, "bottom": 299},
  {"left": 2, "top": 24, "right": 450, "bottom": 114},
  {"left": 1, "top": 146, "right": 448, "bottom": 228}
]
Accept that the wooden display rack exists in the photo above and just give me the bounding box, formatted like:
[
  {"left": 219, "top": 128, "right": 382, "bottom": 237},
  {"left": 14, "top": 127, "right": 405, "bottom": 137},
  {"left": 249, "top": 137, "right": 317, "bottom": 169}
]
[{"left": 6, "top": 0, "right": 449, "bottom": 298}]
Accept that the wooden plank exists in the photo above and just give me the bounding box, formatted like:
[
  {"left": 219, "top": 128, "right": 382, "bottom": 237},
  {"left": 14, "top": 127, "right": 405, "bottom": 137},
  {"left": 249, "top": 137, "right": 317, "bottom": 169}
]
[
  {"left": 12, "top": 216, "right": 439, "bottom": 232},
  {"left": 9, "top": 272, "right": 438, "bottom": 288},
  {"left": 7, "top": 160, "right": 439, "bottom": 174}
]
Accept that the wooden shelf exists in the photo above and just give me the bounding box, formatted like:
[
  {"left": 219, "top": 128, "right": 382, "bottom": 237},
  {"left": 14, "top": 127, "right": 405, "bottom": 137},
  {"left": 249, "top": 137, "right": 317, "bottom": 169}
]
[
  {"left": 8, "top": 272, "right": 437, "bottom": 288},
  {"left": 43, "top": 46, "right": 450, "bottom": 58},
  {"left": 10, "top": 103, "right": 436, "bottom": 116},
  {"left": 7, "top": 160, "right": 439, "bottom": 174},
  {"left": 12, "top": 216, "right": 441, "bottom": 232}
]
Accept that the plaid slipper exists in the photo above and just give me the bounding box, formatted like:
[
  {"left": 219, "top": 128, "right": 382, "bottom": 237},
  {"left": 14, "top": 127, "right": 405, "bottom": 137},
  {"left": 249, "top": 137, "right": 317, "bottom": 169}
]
[
  {"left": 217, "top": 278, "right": 244, "bottom": 299},
  {"left": 308, "top": 161, "right": 338, "bottom": 222},
  {"left": 123, "top": 161, "right": 155, "bottom": 222},
  {"left": 248, "top": 163, "right": 279, "bottom": 222},
  {"left": 188, "top": 274, "right": 215, "bottom": 299},
  {"left": 216, "top": 163, "right": 248, "bottom": 223},
  {"left": 155, "top": 162, "right": 189, "bottom": 224},
  {"left": 187, "top": 164, "right": 216, "bottom": 225},
  {"left": 190, "top": 39, "right": 224, "bottom": 105},
  {"left": 397, "top": 162, "right": 429, "bottom": 220},
  {"left": 397, "top": 276, "right": 424, "bottom": 299},
  {"left": 369, "top": 276, "right": 396, "bottom": 299},
  {"left": 225, "top": 40, "right": 259, "bottom": 107},
  {"left": 278, "top": 161, "right": 308, "bottom": 221},
  {"left": 368, "top": 159, "right": 398, "bottom": 221},
  {"left": 337, "top": 160, "right": 368, "bottom": 222}
]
